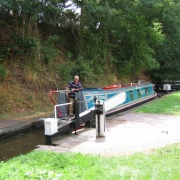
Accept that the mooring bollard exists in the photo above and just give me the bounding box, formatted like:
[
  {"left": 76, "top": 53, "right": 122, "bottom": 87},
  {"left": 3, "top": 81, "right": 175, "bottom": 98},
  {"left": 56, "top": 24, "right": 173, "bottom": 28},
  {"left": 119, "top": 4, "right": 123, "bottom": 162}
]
[
  {"left": 44, "top": 118, "right": 58, "bottom": 145},
  {"left": 94, "top": 100, "right": 106, "bottom": 137}
]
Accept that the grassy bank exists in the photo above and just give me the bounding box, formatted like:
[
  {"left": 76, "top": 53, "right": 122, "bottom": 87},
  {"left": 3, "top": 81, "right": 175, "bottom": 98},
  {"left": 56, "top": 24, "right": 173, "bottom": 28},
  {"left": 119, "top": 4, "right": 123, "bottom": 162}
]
[
  {"left": 136, "top": 92, "right": 180, "bottom": 115},
  {"left": 0, "top": 109, "right": 53, "bottom": 121},
  {"left": 0, "top": 63, "right": 121, "bottom": 115},
  {"left": 0, "top": 144, "right": 180, "bottom": 180}
]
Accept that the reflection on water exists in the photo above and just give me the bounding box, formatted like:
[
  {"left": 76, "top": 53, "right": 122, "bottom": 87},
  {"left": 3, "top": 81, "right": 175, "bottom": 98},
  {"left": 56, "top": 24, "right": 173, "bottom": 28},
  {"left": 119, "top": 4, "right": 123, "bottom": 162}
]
[{"left": 0, "top": 128, "right": 44, "bottom": 161}]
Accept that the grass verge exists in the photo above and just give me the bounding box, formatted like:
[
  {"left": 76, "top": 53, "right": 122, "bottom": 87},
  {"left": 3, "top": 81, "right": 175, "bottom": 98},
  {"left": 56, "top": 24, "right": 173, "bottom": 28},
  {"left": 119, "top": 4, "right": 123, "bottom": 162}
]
[
  {"left": 0, "top": 109, "right": 53, "bottom": 121},
  {"left": 135, "top": 92, "right": 180, "bottom": 115},
  {"left": 0, "top": 144, "right": 180, "bottom": 180}
]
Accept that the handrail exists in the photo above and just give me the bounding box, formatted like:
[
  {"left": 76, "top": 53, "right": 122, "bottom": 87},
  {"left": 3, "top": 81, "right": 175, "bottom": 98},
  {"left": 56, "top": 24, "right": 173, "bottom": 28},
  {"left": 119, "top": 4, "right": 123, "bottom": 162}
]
[
  {"left": 49, "top": 90, "right": 70, "bottom": 117},
  {"left": 54, "top": 102, "right": 73, "bottom": 119},
  {"left": 54, "top": 98, "right": 95, "bottom": 118}
]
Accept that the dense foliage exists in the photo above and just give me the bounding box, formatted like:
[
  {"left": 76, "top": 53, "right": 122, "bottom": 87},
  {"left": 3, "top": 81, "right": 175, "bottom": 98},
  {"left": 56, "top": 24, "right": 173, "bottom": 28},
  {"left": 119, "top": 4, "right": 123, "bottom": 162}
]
[{"left": 0, "top": 0, "right": 180, "bottom": 82}]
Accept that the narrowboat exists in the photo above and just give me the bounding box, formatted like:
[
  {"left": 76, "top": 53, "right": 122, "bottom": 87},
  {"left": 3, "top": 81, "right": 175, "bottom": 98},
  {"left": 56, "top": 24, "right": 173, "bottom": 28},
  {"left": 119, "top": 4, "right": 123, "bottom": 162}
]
[{"left": 52, "top": 82, "right": 156, "bottom": 117}]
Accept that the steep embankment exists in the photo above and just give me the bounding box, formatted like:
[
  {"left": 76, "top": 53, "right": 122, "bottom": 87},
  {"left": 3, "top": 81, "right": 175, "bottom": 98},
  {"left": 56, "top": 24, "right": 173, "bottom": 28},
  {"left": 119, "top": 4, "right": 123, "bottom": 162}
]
[
  {"left": 0, "top": 58, "right": 105, "bottom": 115},
  {"left": 0, "top": 61, "right": 60, "bottom": 115},
  {"left": 0, "top": 65, "right": 114, "bottom": 115},
  {"left": 0, "top": 59, "right": 151, "bottom": 116}
]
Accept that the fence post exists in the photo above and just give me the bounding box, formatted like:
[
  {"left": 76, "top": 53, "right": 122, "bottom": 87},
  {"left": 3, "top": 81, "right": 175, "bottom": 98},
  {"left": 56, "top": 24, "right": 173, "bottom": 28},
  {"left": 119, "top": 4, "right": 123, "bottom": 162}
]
[{"left": 44, "top": 118, "right": 58, "bottom": 145}]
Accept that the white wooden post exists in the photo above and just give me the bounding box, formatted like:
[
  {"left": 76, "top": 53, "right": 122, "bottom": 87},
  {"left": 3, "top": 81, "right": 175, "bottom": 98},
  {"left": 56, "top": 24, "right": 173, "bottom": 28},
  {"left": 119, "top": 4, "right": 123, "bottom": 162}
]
[{"left": 44, "top": 118, "right": 58, "bottom": 136}]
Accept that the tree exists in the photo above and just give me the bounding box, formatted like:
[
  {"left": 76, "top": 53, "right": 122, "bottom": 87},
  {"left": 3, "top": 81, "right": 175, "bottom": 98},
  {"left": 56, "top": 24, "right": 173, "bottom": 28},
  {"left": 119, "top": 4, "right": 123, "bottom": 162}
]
[{"left": 152, "top": 0, "right": 180, "bottom": 80}]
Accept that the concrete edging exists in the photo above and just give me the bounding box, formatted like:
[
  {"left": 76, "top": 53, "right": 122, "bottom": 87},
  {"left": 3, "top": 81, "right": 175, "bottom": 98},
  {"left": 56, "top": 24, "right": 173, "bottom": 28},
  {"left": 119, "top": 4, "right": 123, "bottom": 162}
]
[{"left": 0, "top": 119, "right": 44, "bottom": 138}]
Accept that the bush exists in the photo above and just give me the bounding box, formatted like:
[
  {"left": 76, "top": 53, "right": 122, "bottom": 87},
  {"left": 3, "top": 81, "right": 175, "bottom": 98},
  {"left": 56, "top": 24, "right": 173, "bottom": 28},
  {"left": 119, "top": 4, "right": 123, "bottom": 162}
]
[
  {"left": 0, "top": 64, "right": 7, "bottom": 80},
  {"left": 58, "top": 62, "right": 73, "bottom": 85},
  {"left": 58, "top": 56, "right": 95, "bottom": 86},
  {"left": 41, "top": 35, "right": 60, "bottom": 65},
  {"left": 71, "top": 56, "right": 94, "bottom": 82}
]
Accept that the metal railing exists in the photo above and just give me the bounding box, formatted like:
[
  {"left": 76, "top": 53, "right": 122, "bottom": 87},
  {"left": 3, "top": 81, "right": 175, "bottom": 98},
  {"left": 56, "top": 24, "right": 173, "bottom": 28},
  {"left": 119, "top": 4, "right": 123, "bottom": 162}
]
[
  {"left": 54, "top": 97, "right": 96, "bottom": 119},
  {"left": 54, "top": 102, "right": 73, "bottom": 119},
  {"left": 49, "top": 90, "right": 70, "bottom": 117}
]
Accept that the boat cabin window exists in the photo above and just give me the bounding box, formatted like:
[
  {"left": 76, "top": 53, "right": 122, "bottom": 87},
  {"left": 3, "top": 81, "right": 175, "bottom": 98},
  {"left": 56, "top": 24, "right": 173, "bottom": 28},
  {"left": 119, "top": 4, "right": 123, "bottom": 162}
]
[
  {"left": 137, "top": 89, "right": 141, "bottom": 98},
  {"left": 129, "top": 91, "right": 134, "bottom": 100},
  {"left": 145, "top": 88, "right": 149, "bottom": 95}
]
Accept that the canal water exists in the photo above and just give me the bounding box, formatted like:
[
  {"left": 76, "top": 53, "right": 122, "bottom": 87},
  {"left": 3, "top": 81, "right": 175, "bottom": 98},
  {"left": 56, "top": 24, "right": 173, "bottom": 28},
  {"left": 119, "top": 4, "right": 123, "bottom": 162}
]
[{"left": 0, "top": 128, "right": 44, "bottom": 161}]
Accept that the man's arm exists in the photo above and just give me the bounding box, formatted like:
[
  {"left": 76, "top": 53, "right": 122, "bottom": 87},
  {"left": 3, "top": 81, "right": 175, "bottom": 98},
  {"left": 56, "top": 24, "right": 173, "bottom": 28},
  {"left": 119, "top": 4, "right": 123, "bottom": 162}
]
[{"left": 73, "top": 83, "right": 81, "bottom": 92}]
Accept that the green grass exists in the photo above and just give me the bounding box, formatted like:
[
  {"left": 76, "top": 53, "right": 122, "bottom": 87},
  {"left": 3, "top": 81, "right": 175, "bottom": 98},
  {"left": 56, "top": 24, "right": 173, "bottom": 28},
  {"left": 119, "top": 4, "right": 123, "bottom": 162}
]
[
  {"left": 0, "top": 144, "right": 180, "bottom": 180},
  {"left": 0, "top": 109, "right": 53, "bottom": 121},
  {"left": 135, "top": 92, "right": 180, "bottom": 115}
]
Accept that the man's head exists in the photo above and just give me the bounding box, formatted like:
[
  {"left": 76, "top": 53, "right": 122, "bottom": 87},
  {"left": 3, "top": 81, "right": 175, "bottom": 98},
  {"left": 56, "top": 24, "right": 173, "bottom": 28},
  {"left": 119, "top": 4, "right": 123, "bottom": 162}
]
[{"left": 74, "top": 75, "right": 79, "bottom": 84}]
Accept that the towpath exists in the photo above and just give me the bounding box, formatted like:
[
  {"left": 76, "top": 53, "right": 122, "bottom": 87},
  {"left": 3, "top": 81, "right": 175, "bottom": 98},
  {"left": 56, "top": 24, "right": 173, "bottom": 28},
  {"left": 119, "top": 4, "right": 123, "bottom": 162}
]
[
  {"left": 37, "top": 112, "right": 180, "bottom": 156},
  {"left": 0, "top": 111, "right": 52, "bottom": 137}
]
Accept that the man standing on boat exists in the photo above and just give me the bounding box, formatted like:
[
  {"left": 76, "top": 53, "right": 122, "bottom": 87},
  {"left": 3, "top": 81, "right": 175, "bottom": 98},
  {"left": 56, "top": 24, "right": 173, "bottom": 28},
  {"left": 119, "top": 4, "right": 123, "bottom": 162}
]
[{"left": 66, "top": 75, "right": 82, "bottom": 116}]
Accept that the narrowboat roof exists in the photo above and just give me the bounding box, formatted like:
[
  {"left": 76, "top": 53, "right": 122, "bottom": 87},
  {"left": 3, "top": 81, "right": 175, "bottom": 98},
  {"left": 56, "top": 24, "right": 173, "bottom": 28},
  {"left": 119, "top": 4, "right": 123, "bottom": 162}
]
[{"left": 81, "top": 83, "right": 153, "bottom": 92}]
